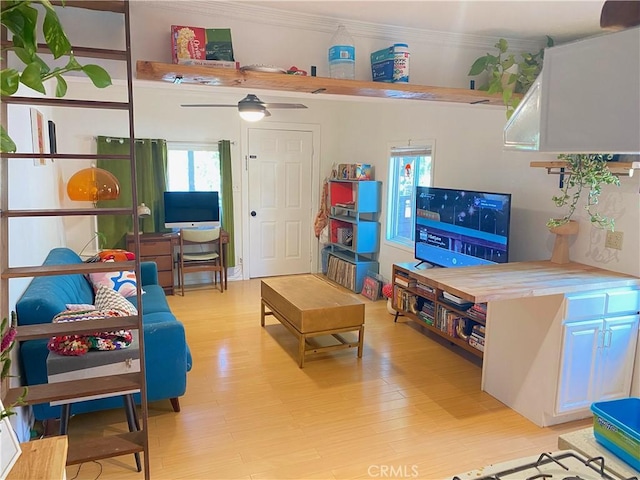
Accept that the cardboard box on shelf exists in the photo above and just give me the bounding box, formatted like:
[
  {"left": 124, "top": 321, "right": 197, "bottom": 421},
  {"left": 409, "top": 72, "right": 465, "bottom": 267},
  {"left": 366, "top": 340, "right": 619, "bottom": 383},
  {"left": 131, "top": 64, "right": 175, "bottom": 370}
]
[
  {"left": 171, "top": 25, "right": 235, "bottom": 64},
  {"left": 370, "top": 46, "right": 395, "bottom": 82}
]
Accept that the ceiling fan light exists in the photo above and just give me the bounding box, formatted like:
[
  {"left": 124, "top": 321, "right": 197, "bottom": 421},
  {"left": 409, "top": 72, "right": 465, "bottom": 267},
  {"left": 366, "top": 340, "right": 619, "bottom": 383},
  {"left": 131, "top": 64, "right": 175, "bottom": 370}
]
[{"left": 239, "top": 110, "right": 266, "bottom": 122}]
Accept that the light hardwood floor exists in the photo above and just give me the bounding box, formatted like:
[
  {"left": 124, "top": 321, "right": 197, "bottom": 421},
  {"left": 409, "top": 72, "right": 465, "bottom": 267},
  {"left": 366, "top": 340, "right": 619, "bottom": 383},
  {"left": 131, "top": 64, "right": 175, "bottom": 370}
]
[{"left": 64, "top": 278, "right": 591, "bottom": 479}]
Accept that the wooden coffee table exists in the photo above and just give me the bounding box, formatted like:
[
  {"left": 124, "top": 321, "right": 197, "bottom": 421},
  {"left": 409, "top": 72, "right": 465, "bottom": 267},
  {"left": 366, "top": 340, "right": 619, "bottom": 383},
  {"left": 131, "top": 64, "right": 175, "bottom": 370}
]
[{"left": 261, "top": 275, "right": 365, "bottom": 367}]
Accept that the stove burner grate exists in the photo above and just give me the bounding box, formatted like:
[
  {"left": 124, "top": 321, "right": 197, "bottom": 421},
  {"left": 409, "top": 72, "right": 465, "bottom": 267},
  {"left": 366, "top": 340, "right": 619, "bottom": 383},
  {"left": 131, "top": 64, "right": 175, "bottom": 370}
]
[{"left": 452, "top": 450, "right": 639, "bottom": 480}]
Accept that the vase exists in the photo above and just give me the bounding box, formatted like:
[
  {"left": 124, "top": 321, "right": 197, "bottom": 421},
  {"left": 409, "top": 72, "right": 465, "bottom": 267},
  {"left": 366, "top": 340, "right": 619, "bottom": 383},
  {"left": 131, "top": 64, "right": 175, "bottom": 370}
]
[{"left": 549, "top": 220, "right": 579, "bottom": 264}]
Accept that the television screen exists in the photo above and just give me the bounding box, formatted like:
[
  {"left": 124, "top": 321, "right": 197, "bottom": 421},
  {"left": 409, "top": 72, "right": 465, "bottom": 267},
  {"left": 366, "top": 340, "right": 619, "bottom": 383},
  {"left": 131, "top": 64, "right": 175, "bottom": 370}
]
[
  {"left": 164, "top": 191, "right": 220, "bottom": 229},
  {"left": 414, "top": 186, "right": 511, "bottom": 268}
]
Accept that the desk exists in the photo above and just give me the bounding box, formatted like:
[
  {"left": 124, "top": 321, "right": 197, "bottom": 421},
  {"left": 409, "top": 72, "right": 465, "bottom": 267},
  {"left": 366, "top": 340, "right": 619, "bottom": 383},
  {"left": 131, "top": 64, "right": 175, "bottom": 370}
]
[{"left": 127, "top": 230, "right": 229, "bottom": 294}]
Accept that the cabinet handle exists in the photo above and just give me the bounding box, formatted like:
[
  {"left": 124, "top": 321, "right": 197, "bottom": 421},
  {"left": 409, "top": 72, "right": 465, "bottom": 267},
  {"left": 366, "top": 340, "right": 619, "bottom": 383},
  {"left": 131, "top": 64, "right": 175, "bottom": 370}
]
[
  {"left": 598, "top": 329, "right": 605, "bottom": 350},
  {"left": 605, "top": 328, "right": 613, "bottom": 348}
]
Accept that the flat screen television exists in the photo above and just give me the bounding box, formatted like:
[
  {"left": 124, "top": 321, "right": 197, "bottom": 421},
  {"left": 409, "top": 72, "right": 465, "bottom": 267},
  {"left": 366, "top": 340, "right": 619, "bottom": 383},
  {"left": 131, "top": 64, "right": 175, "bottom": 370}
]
[
  {"left": 164, "top": 191, "right": 220, "bottom": 229},
  {"left": 414, "top": 186, "right": 511, "bottom": 268}
]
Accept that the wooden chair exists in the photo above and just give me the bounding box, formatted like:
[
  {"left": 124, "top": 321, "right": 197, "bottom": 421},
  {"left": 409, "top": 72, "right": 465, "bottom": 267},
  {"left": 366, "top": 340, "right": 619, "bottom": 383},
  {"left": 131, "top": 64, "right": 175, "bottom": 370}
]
[{"left": 177, "top": 228, "right": 224, "bottom": 295}]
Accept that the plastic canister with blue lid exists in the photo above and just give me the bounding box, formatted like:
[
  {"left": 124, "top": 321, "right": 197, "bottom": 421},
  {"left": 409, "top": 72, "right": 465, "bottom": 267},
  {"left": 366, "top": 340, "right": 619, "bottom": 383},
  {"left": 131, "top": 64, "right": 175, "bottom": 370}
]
[{"left": 393, "top": 43, "right": 409, "bottom": 83}]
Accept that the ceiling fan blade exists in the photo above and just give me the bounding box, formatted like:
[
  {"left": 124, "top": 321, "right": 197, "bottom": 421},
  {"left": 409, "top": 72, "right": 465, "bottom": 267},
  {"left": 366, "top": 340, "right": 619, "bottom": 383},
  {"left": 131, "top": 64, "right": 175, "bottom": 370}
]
[
  {"left": 263, "top": 103, "right": 308, "bottom": 109},
  {"left": 264, "top": 109, "right": 272, "bottom": 118},
  {"left": 181, "top": 104, "right": 236, "bottom": 108}
]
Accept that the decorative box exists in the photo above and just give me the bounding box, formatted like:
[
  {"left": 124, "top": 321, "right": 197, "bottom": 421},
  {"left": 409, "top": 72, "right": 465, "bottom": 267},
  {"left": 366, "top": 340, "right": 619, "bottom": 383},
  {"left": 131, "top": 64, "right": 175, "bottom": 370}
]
[{"left": 171, "top": 25, "right": 234, "bottom": 63}]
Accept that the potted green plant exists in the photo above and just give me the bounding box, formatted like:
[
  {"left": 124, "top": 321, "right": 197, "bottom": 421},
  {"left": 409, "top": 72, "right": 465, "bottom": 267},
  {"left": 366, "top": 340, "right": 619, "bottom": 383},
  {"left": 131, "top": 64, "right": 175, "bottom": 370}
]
[
  {"left": 468, "top": 36, "right": 554, "bottom": 119},
  {"left": 546, "top": 153, "right": 620, "bottom": 231},
  {"left": 1, "top": 0, "right": 112, "bottom": 153}
]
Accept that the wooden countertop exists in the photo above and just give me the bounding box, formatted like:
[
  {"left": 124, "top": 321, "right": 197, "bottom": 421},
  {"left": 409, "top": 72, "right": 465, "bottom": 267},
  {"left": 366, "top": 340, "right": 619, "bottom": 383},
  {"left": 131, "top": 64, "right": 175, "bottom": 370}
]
[
  {"left": 400, "top": 261, "right": 640, "bottom": 304},
  {"left": 7, "top": 436, "right": 68, "bottom": 480}
]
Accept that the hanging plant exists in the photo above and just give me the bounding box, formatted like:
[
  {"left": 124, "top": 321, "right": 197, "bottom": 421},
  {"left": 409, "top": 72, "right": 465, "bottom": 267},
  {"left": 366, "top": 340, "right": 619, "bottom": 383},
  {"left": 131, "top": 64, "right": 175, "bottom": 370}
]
[{"left": 546, "top": 154, "right": 620, "bottom": 231}]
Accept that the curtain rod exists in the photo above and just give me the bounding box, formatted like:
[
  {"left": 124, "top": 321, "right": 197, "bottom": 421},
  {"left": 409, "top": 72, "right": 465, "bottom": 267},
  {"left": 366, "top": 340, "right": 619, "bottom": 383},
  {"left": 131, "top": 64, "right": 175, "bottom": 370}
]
[
  {"left": 94, "top": 136, "right": 165, "bottom": 144},
  {"left": 96, "top": 137, "right": 236, "bottom": 145}
]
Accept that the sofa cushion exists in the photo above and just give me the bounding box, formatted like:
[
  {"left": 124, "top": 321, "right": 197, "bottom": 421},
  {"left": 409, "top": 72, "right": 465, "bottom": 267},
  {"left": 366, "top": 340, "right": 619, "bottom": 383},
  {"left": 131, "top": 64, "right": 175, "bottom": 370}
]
[
  {"left": 95, "top": 285, "right": 138, "bottom": 315},
  {"left": 89, "top": 267, "right": 139, "bottom": 298}
]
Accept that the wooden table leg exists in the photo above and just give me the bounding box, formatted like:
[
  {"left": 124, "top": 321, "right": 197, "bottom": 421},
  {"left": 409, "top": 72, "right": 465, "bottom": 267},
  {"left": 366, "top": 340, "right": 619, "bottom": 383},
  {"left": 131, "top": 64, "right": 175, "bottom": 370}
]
[
  {"left": 260, "top": 300, "right": 265, "bottom": 327},
  {"left": 357, "top": 325, "right": 365, "bottom": 358},
  {"left": 298, "top": 334, "right": 306, "bottom": 368},
  {"left": 222, "top": 241, "right": 228, "bottom": 290}
]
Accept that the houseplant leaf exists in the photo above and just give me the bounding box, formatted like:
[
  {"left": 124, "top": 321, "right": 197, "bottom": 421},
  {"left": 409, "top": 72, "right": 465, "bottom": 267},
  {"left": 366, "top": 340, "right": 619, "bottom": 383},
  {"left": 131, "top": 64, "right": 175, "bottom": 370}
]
[
  {"left": 82, "top": 64, "right": 113, "bottom": 88},
  {"left": 20, "top": 61, "right": 46, "bottom": 93},
  {"left": 0, "top": 126, "right": 17, "bottom": 153},
  {"left": 0, "top": 68, "right": 20, "bottom": 95},
  {"left": 42, "top": 5, "right": 72, "bottom": 58}
]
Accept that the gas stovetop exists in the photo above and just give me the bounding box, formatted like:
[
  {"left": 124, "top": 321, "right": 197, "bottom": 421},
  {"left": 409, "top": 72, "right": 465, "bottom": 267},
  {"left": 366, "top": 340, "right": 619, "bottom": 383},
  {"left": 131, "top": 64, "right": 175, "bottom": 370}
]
[{"left": 453, "top": 450, "right": 639, "bottom": 480}]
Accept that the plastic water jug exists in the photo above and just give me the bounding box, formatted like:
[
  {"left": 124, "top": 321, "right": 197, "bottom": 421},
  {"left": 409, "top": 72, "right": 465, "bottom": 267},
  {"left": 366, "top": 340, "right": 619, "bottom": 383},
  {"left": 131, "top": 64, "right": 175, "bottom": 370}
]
[{"left": 329, "top": 25, "right": 355, "bottom": 80}]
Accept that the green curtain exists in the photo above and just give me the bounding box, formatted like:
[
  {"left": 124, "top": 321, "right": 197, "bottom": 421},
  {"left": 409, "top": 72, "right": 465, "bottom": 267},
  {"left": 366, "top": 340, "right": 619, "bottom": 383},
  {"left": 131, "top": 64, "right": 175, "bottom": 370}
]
[
  {"left": 96, "top": 136, "right": 168, "bottom": 249},
  {"left": 219, "top": 140, "right": 235, "bottom": 268}
]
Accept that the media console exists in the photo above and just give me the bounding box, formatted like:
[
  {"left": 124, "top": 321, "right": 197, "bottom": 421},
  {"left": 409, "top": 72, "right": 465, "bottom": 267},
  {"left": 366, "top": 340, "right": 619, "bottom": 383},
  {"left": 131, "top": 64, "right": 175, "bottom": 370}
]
[{"left": 392, "top": 260, "right": 640, "bottom": 427}]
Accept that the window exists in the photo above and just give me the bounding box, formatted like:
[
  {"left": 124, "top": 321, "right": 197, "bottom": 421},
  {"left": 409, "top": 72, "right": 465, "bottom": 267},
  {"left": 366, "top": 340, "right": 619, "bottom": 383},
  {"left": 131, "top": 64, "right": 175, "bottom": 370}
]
[
  {"left": 166, "top": 143, "right": 221, "bottom": 192},
  {"left": 386, "top": 142, "right": 433, "bottom": 246}
]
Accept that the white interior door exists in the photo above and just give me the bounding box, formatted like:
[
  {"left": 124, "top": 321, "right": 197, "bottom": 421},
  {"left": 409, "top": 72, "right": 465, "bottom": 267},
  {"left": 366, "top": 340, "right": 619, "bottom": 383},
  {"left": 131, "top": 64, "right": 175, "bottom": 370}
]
[{"left": 247, "top": 128, "right": 313, "bottom": 278}]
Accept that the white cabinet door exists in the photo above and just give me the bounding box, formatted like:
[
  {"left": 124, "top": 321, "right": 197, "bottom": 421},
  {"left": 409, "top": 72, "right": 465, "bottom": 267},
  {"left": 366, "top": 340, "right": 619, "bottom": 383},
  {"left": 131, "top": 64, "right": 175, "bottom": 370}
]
[
  {"left": 557, "top": 319, "right": 601, "bottom": 414},
  {"left": 598, "top": 315, "right": 639, "bottom": 401}
]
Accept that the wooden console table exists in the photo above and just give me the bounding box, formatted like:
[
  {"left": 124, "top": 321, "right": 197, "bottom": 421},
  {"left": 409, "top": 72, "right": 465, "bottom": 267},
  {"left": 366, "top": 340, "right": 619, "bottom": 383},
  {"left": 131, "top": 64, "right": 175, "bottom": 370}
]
[{"left": 127, "top": 230, "right": 229, "bottom": 295}]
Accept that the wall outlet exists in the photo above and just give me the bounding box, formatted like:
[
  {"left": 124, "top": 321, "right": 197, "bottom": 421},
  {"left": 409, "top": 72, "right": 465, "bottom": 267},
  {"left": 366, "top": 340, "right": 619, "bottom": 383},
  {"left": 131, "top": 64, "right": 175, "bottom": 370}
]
[{"left": 605, "top": 230, "right": 624, "bottom": 250}]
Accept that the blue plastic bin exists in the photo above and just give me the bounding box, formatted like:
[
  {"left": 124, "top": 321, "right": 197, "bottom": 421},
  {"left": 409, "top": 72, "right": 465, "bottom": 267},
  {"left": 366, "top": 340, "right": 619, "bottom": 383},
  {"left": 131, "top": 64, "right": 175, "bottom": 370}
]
[{"left": 591, "top": 397, "right": 640, "bottom": 471}]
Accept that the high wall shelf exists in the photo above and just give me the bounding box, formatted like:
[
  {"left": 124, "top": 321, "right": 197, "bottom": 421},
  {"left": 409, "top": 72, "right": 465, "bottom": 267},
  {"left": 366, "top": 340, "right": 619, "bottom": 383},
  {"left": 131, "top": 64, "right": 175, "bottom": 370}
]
[
  {"left": 0, "top": 1, "right": 150, "bottom": 478},
  {"left": 136, "top": 61, "right": 508, "bottom": 105},
  {"left": 325, "top": 179, "right": 381, "bottom": 292}
]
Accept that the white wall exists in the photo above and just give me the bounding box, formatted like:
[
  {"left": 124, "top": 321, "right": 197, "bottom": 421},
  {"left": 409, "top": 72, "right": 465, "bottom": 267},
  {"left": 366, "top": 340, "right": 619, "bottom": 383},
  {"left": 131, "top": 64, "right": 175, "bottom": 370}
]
[{"left": 18, "top": 1, "right": 639, "bottom": 282}]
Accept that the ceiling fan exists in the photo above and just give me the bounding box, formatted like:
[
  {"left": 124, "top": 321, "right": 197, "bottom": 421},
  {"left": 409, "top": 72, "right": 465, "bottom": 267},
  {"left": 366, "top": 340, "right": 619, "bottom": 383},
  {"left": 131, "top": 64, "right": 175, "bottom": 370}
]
[{"left": 181, "top": 94, "right": 308, "bottom": 122}]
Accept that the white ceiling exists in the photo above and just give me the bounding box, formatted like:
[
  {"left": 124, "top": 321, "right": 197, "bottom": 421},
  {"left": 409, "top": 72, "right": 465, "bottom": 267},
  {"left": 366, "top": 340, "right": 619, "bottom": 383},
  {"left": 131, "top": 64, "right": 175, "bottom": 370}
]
[{"left": 239, "top": 0, "right": 607, "bottom": 43}]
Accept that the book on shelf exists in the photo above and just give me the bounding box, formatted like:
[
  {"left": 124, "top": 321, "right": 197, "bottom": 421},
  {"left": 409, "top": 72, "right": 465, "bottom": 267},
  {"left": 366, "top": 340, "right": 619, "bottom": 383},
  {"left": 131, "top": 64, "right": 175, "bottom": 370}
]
[
  {"left": 416, "top": 283, "right": 435, "bottom": 295},
  {"left": 394, "top": 275, "right": 416, "bottom": 288},
  {"left": 327, "top": 254, "right": 358, "bottom": 291},
  {"left": 469, "top": 332, "right": 485, "bottom": 351},
  {"left": 334, "top": 201, "right": 356, "bottom": 208},
  {"left": 442, "top": 291, "right": 470, "bottom": 305}
]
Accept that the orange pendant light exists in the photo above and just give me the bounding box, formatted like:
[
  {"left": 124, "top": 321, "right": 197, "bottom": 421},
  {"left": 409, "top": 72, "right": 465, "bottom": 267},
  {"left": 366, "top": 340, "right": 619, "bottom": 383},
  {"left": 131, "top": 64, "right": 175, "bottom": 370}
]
[{"left": 67, "top": 167, "right": 120, "bottom": 205}]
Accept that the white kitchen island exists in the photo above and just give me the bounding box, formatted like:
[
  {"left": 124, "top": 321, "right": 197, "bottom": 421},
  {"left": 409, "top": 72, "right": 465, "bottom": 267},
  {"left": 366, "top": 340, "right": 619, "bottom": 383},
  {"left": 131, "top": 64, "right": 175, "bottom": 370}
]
[{"left": 408, "top": 260, "right": 640, "bottom": 427}]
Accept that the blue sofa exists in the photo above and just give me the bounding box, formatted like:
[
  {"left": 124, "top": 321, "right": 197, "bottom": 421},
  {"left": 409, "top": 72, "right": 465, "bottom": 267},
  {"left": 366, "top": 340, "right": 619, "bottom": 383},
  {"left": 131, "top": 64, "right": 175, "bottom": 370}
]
[{"left": 16, "top": 247, "right": 192, "bottom": 421}]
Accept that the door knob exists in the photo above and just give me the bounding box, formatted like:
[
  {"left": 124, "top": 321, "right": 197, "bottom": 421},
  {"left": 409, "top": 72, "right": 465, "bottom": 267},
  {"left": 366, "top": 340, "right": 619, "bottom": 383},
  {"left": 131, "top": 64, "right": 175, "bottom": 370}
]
[{"left": 251, "top": 211, "right": 257, "bottom": 217}]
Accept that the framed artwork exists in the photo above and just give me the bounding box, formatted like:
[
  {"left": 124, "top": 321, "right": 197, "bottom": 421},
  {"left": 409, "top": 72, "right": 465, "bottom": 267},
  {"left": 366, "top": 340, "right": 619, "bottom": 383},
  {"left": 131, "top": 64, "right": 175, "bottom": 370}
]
[
  {"left": 361, "top": 275, "right": 382, "bottom": 301},
  {"left": 0, "top": 401, "right": 22, "bottom": 479},
  {"left": 30, "top": 107, "right": 47, "bottom": 166}
]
